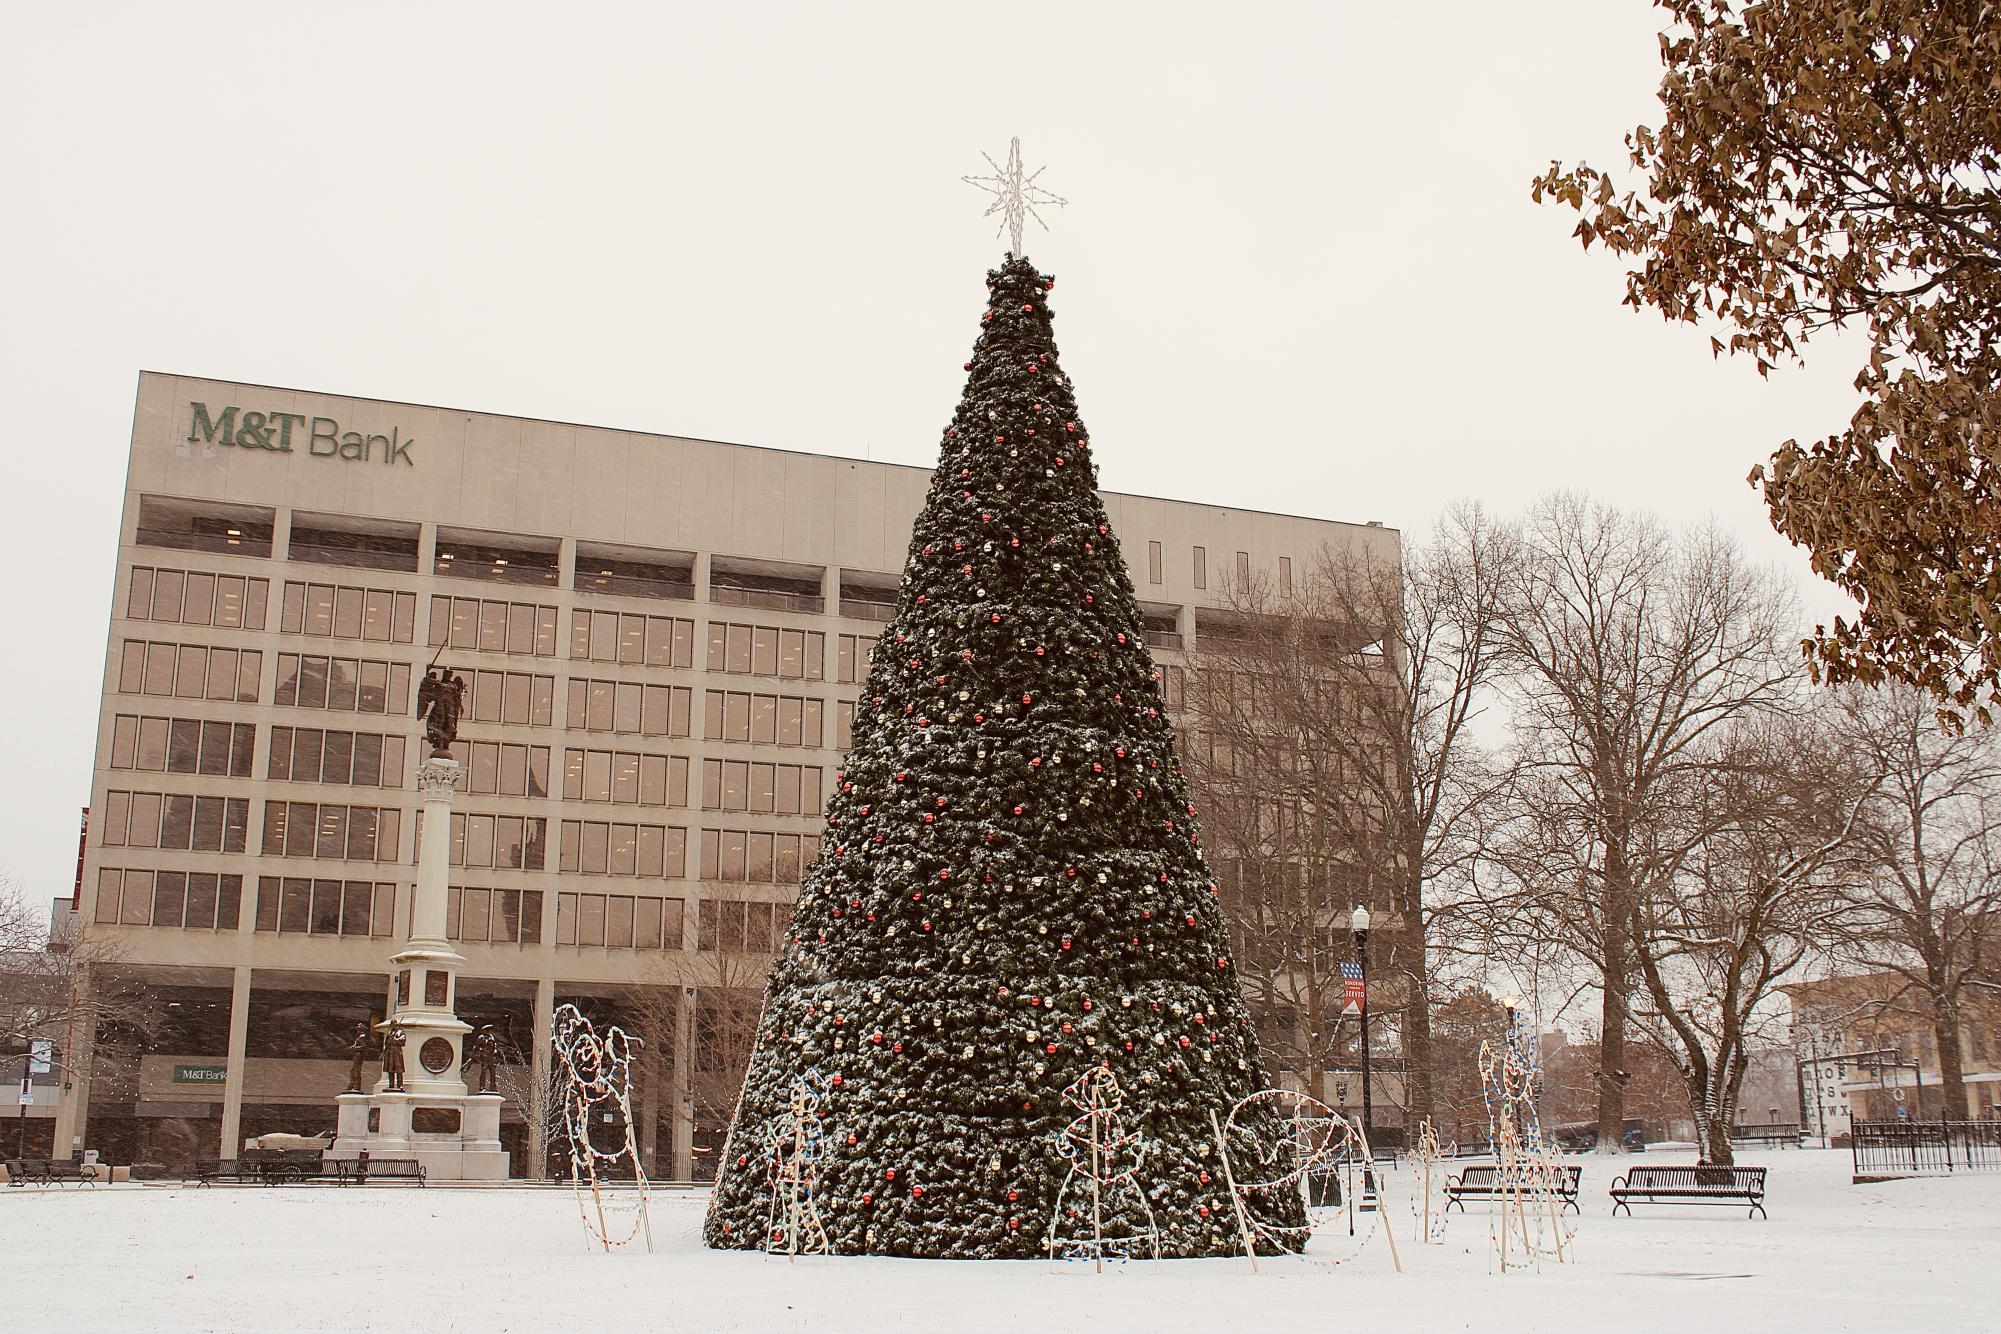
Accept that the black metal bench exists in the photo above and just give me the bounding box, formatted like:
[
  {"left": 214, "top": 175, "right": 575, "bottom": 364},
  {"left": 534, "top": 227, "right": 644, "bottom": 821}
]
[
  {"left": 6, "top": 1158, "right": 99, "bottom": 1186},
  {"left": 1444, "top": 1163, "right": 1582, "bottom": 1214},
  {"left": 353, "top": 1156, "right": 426, "bottom": 1187},
  {"left": 1729, "top": 1123, "right": 1801, "bottom": 1148},
  {"left": 1610, "top": 1165, "right": 1767, "bottom": 1218}
]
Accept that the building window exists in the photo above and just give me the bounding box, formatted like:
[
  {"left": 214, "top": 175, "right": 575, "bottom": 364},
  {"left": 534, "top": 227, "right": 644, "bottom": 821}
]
[
  {"left": 698, "top": 829, "right": 815, "bottom": 884},
  {"left": 416, "top": 812, "right": 548, "bottom": 871},
  {"left": 569, "top": 610, "right": 695, "bottom": 667},
  {"left": 706, "top": 622, "right": 824, "bottom": 681},
  {"left": 286, "top": 513, "right": 421, "bottom": 572},
  {"left": 110, "top": 715, "right": 255, "bottom": 776},
  {"left": 99, "top": 792, "right": 250, "bottom": 853},
  {"left": 554, "top": 892, "right": 683, "bottom": 949},
  {"left": 94, "top": 868, "right": 243, "bottom": 930},
  {"left": 699, "top": 760, "right": 822, "bottom": 814},
  {"left": 560, "top": 748, "right": 691, "bottom": 807},
  {"left": 259, "top": 802, "right": 403, "bottom": 862},
  {"left": 442, "top": 885, "right": 543, "bottom": 944},
  {"left": 1148, "top": 542, "right": 1163, "bottom": 585},
  {"left": 697, "top": 898, "right": 780, "bottom": 953},
  {"left": 135, "top": 495, "right": 274, "bottom": 558},
  {"left": 567, "top": 679, "right": 693, "bottom": 738},
  {"left": 431, "top": 597, "right": 561, "bottom": 657},
  {"left": 126, "top": 567, "right": 270, "bottom": 630},
  {"left": 118, "top": 641, "right": 262, "bottom": 703},
  {"left": 268, "top": 727, "right": 409, "bottom": 788},
  {"left": 1279, "top": 556, "right": 1292, "bottom": 596},
  {"left": 279, "top": 581, "right": 417, "bottom": 643},
  {"left": 1193, "top": 547, "right": 1207, "bottom": 589},
  {"left": 253, "top": 877, "right": 396, "bottom": 937},
  {"left": 1237, "top": 551, "right": 1251, "bottom": 588},
  {"left": 274, "top": 654, "right": 413, "bottom": 716},
  {"left": 434, "top": 528, "right": 560, "bottom": 586},
  {"left": 836, "top": 634, "right": 878, "bottom": 684},
  {"left": 559, "top": 820, "right": 688, "bottom": 879},
  {"left": 702, "top": 691, "right": 824, "bottom": 747}
]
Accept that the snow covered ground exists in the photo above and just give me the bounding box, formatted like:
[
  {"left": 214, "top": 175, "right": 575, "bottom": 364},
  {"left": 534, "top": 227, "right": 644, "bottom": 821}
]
[{"left": 2, "top": 1149, "right": 1991, "bottom": 1333}]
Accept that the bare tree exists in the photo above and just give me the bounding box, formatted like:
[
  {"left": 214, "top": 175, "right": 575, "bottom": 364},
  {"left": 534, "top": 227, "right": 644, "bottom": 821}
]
[
  {"left": 1490, "top": 496, "right": 1797, "bottom": 1150},
  {"left": 0, "top": 879, "right": 142, "bottom": 1090},
  {"left": 1186, "top": 504, "right": 1514, "bottom": 1120},
  {"left": 490, "top": 1032, "right": 567, "bottom": 1177},
  {"left": 1630, "top": 708, "right": 1873, "bottom": 1165},
  {"left": 1827, "top": 683, "right": 2001, "bottom": 1117}
]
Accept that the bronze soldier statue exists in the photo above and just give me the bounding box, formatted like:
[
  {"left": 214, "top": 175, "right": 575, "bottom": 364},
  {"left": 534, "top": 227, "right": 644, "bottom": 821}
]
[
  {"left": 417, "top": 667, "right": 467, "bottom": 758},
  {"left": 466, "top": 1024, "right": 502, "bottom": 1094},
  {"left": 382, "top": 1022, "right": 408, "bottom": 1093},
  {"left": 344, "top": 1021, "right": 371, "bottom": 1092}
]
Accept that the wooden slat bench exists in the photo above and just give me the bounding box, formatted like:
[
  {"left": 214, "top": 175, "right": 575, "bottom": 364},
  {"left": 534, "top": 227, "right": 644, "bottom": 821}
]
[
  {"left": 1444, "top": 1163, "right": 1582, "bottom": 1215},
  {"left": 1609, "top": 1165, "right": 1767, "bottom": 1219}
]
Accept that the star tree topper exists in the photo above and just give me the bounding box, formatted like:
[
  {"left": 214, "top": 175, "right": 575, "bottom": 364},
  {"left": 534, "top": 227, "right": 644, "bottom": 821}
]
[{"left": 963, "top": 137, "right": 1067, "bottom": 255}]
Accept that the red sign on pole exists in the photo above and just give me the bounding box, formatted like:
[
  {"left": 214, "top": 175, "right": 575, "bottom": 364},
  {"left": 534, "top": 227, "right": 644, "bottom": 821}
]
[{"left": 1342, "top": 977, "right": 1366, "bottom": 1016}]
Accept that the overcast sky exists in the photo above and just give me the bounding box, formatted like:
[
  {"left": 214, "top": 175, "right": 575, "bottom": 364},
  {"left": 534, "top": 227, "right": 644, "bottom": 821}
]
[{"left": 1, "top": 2, "right": 1863, "bottom": 907}]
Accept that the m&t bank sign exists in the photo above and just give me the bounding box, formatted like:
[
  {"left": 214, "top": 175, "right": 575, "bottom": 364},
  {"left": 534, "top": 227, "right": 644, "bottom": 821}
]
[{"left": 187, "top": 402, "right": 415, "bottom": 467}]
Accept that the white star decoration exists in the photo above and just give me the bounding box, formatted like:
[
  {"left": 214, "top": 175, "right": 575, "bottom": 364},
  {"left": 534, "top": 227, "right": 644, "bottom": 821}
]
[{"left": 963, "top": 137, "right": 1067, "bottom": 256}]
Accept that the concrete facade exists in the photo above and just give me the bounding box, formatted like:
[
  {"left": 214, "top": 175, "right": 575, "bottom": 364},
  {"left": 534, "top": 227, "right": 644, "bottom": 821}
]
[{"left": 62, "top": 371, "right": 1399, "bottom": 1176}]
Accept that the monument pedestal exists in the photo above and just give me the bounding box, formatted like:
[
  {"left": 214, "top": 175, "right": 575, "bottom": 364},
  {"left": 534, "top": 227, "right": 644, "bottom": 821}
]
[
  {"left": 330, "top": 754, "right": 510, "bottom": 1182},
  {"left": 334, "top": 1091, "right": 508, "bottom": 1181}
]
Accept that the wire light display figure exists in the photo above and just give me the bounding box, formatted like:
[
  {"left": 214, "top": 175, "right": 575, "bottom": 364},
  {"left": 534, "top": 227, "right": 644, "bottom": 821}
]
[
  {"left": 1409, "top": 1117, "right": 1455, "bottom": 1243},
  {"left": 764, "top": 1071, "right": 832, "bottom": 1258},
  {"left": 1046, "top": 1067, "right": 1161, "bottom": 1270},
  {"left": 551, "top": 1002, "right": 654, "bottom": 1254},
  {"left": 1476, "top": 999, "right": 1574, "bottom": 1270},
  {"left": 963, "top": 137, "right": 1067, "bottom": 256},
  {"left": 1212, "top": 1089, "right": 1402, "bottom": 1273}
]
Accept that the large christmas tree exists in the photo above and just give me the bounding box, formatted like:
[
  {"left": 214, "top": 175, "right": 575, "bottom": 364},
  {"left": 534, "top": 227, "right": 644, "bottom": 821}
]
[{"left": 704, "top": 254, "right": 1305, "bottom": 1258}]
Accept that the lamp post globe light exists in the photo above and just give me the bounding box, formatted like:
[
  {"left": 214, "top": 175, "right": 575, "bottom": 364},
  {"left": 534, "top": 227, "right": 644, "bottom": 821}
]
[{"left": 1351, "top": 904, "right": 1372, "bottom": 1141}]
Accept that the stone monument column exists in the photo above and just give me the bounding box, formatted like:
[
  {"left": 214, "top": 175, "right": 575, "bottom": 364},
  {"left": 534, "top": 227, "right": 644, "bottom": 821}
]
[
  {"left": 387, "top": 757, "right": 475, "bottom": 1096},
  {"left": 333, "top": 670, "right": 508, "bottom": 1180}
]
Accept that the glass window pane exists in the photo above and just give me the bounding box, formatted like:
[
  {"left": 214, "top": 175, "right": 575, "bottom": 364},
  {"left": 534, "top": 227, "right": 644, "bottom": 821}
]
[
  {"left": 323, "top": 730, "right": 355, "bottom": 784},
  {"left": 751, "top": 627, "right": 777, "bottom": 676},
  {"left": 182, "top": 572, "right": 215, "bottom": 626},
  {"left": 185, "top": 873, "right": 218, "bottom": 930},
  {"left": 362, "top": 589, "right": 393, "bottom": 642},
  {"left": 122, "top": 870, "right": 153, "bottom": 924},
  {"left": 153, "top": 569, "right": 185, "bottom": 622},
  {"left": 333, "top": 586, "right": 364, "bottom": 639}
]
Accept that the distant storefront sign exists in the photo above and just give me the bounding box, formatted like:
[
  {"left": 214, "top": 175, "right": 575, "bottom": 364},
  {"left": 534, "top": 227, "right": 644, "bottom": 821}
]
[{"left": 171, "top": 1064, "right": 228, "bottom": 1085}]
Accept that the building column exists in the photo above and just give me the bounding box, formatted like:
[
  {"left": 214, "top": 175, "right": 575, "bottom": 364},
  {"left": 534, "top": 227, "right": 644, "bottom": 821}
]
[
  {"left": 822, "top": 565, "right": 842, "bottom": 616},
  {"left": 1175, "top": 603, "right": 1196, "bottom": 652},
  {"left": 51, "top": 968, "right": 96, "bottom": 1158},
  {"left": 271, "top": 507, "right": 294, "bottom": 561},
  {"left": 693, "top": 552, "right": 712, "bottom": 604},
  {"left": 529, "top": 977, "right": 555, "bottom": 1180},
  {"left": 557, "top": 536, "right": 576, "bottom": 591},
  {"left": 416, "top": 521, "right": 438, "bottom": 576},
  {"left": 218, "top": 966, "right": 253, "bottom": 1155},
  {"left": 673, "top": 987, "right": 695, "bottom": 1180}
]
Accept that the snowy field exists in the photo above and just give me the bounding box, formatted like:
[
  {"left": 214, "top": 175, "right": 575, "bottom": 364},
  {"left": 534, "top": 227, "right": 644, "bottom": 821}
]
[{"left": 2, "top": 1149, "right": 1991, "bottom": 1333}]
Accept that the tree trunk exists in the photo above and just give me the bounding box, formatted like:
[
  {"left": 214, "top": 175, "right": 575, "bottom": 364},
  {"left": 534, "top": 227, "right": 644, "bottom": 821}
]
[
  {"left": 1597, "top": 847, "right": 1634, "bottom": 1152},
  {"left": 1933, "top": 993, "right": 1969, "bottom": 1119},
  {"left": 1695, "top": 1107, "right": 1735, "bottom": 1166},
  {"left": 1402, "top": 957, "right": 1433, "bottom": 1126}
]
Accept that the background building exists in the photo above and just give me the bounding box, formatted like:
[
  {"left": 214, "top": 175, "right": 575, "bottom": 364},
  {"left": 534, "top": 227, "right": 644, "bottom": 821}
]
[
  {"left": 60, "top": 372, "right": 1401, "bottom": 1176},
  {"left": 1786, "top": 974, "right": 2001, "bottom": 1128}
]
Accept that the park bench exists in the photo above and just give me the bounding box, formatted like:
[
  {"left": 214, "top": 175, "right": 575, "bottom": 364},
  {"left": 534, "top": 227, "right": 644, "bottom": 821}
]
[
  {"left": 1443, "top": 1163, "right": 1582, "bottom": 1215},
  {"left": 6, "top": 1158, "right": 99, "bottom": 1186},
  {"left": 1609, "top": 1165, "right": 1768, "bottom": 1218},
  {"left": 1729, "top": 1123, "right": 1801, "bottom": 1148},
  {"left": 352, "top": 1156, "right": 426, "bottom": 1186}
]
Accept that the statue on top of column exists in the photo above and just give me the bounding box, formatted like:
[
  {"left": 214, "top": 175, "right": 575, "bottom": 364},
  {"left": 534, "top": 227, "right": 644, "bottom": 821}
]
[{"left": 417, "top": 667, "right": 467, "bottom": 758}]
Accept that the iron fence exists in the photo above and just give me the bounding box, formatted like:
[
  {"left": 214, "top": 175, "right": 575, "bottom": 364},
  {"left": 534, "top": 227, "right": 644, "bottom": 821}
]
[{"left": 1851, "top": 1120, "right": 2001, "bottom": 1177}]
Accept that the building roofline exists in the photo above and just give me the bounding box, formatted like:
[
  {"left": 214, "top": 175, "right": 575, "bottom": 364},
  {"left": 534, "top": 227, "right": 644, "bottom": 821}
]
[{"left": 136, "top": 370, "right": 1402, "bottom": 537}]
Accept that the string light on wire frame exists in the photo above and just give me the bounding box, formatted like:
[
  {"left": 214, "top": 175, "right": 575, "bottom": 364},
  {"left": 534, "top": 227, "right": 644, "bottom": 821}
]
[
  {"left": 764, "top": 1071, "right": 833, "bottom": 1258},
  {"left": 552, "top": 1002, "right": 654, "bottom": 1254},
  {"left": 963, "top": 137, "right": 1067, "bottom": 255}
]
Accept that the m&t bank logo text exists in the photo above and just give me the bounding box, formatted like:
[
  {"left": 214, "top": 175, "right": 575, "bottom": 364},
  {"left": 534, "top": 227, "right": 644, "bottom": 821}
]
[{"left": 186, "top": 402, "right": 415, "bottom": 467}]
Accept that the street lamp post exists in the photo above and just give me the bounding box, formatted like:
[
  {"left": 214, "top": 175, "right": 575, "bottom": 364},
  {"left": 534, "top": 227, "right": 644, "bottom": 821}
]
[{"left": 1350, "top": 905, "right": 1372, "bottom": 1142}]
